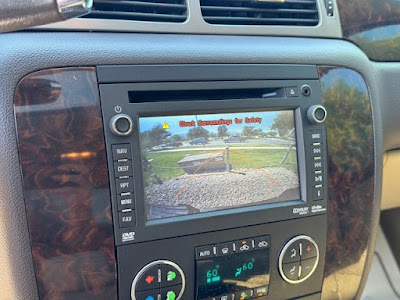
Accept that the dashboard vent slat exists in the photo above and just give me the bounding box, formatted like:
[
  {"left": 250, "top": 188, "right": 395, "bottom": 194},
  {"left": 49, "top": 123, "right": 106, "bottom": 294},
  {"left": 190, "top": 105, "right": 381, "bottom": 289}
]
[
  {"left": 200, "top": 0, "right": 319, "bottom": 26},
  {"left": 82, "top": 0, "right": 188, "bottom": 23}
]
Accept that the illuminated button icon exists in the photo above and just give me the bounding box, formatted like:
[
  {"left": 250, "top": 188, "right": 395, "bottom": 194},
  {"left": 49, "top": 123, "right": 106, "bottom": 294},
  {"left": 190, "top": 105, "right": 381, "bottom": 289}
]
[
  {"left": 166, "top": 291, "right": 176, "bottom": 300},
  {"left": 234, "top": 239, "right": 252, "bottom": 252},
  {"left": 145, "top": 297, "right": 155, "bottom": 300},
  {"left": 306, "top": 246, "right": 312, "bottom": 253},
  {"left": 253, "top": 285, "right": 268, "bottom": 297},
  {"left": 145, "top": 275, "right": 155, "bottom": 284},
  {"left": 234, "top": 290, "right": 252, "bottom": 300},
  {"left": 240, "top": 244, "right": 250, "bottom": 251},
  {"left": 167, "top": 271, "right": 177, "bottom": 282}
]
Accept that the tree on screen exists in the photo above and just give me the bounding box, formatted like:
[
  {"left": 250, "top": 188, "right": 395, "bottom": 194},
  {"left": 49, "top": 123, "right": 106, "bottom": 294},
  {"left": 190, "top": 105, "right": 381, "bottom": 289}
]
[
  {"left": 271, "top": 111, "right": 294, "bottom": 138},
  {"left": 217, "top": 125, "right": 228, "bottom": 138},
  {"left": 141, "top": 125, "right": 171, "bottom": 149},
  {"left": 188, "top": 127, "right": 210, "bottom": 139},
  {"left": 170, "top": 134, "right": 183, "bottom": 142}
]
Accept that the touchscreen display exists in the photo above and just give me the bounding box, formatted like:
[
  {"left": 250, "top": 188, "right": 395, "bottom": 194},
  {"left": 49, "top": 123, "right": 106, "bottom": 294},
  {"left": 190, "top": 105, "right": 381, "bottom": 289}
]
[{"left": 139, "top": 110, "right": 300, "bottom": 220}]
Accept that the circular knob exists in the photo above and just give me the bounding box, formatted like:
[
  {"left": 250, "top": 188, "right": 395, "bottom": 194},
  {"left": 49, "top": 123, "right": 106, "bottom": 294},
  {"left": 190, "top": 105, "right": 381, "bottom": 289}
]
[
  {"left": 131, "top": 260, "right": 185, "bottom": 300},
  {"left": 307, "top": 105, "right": 327, "bottom": 124},
  {"left": 109, "top": 114, "right": 134, "bottom": 136},
  {"left": 278, "top": 235, "right": 319, "bottom": 284}
]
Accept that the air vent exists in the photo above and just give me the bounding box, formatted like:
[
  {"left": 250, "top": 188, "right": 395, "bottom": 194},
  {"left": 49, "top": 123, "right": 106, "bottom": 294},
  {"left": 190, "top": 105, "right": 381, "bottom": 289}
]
[
  {"left": 200, "top": 0, "right": 319, "bottom": 26},
  {"left": 82, "top": 0, "right": 187, "bottom": 23}
]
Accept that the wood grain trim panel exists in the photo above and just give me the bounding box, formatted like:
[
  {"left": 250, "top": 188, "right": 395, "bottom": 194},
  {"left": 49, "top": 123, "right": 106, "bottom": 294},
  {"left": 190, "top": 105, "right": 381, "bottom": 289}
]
[
  {"left": 319, "top": 67, "right": 375, "bottom": 299},
  {"left": 14, "top": 68, "right": 118, "bottom": 300}
]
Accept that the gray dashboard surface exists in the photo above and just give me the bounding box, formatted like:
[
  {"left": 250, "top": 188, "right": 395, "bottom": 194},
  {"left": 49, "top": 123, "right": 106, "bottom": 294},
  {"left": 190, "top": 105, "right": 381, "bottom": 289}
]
[{"left": 0, "top": 32, "right": 389, "bottom": 299}]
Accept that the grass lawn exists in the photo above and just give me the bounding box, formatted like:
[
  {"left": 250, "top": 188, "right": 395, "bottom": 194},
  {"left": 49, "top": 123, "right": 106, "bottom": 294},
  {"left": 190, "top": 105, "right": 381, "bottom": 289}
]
[
  {"left": 176, "top": 143, "right": 286, "bottom": 150},
  {"left": 144, "top": 148, "right": 298, "bottom": 184}
]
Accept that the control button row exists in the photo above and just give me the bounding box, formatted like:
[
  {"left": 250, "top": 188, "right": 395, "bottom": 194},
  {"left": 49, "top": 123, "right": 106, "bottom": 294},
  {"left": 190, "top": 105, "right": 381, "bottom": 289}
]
[
  {"left": 132, "top": 261, "right": 185, "bottom": 300},
  {"left": 135, "top": 285, "right": 181, "bottom": 300},
  {"left": 112, "top": 143, "right": 136, "bottom": 227},
  {"left": 310, "top": 130, "right": 325, "bottom": 202},
  {"left": 279, "top": 235, "right": 319, "bottom": 284},
  {"left": 196, "top": 235, "right": 270, "bottom": 260},
  {"left": 201, "top": 285, "right": 268, "bottom": 300}
]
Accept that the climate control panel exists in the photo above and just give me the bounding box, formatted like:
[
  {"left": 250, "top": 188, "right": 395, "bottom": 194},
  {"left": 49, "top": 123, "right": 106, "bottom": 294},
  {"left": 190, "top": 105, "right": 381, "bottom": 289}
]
[
  {"left": 118, "top": 215, "right": 326, "bottom": 300},
  {"left": 131, "top": 260, "right": 185, "bottom": 300},
  {"left": 278, "top": 236, "right": 319, "bottom": 284}
]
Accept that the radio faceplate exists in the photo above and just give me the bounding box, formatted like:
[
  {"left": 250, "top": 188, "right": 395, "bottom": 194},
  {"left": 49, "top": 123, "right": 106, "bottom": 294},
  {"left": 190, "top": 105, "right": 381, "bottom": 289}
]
[
  {"left": 99, "top": 78, "right": 327, "bottom": 246},
  {"left": 97, "top": 65, "right": 328, "bottom": 300}
]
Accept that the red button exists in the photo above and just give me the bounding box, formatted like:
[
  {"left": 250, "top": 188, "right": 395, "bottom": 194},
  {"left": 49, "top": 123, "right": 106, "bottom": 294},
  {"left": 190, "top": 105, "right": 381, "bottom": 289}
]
[
  {"left": 145, "top": 276, "right": 155, "bottom": 284},
  {"left": 136, "top": 265, "right": 160, "bottom": 291}
]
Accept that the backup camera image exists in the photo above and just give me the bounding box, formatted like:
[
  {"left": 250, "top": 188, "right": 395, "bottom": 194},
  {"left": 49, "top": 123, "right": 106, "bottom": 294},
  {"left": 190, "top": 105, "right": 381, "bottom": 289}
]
[{"left": 139, "top": 110, "right": 300, "bottom": 220}]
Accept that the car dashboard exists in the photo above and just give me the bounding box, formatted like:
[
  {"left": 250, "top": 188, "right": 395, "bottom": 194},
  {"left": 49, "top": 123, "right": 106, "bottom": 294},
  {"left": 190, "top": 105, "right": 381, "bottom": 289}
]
[{"left": 1, "top": 0, "right": 400, "bottom": 299}]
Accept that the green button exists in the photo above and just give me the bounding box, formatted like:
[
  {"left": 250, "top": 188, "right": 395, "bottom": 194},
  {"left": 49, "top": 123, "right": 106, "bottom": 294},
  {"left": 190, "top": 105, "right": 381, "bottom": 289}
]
[
  {"left": 167, "top": 291, "right": 176, "bottom": 300},
  {"left": 167, "top": 271, "right": 177, "bottom": 282}
]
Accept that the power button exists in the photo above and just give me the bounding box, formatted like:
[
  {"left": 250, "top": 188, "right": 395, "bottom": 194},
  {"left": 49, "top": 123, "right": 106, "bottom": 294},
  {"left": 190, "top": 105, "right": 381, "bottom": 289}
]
[{"left": 109, "top": 114, "right": 134, "bottom": 136}]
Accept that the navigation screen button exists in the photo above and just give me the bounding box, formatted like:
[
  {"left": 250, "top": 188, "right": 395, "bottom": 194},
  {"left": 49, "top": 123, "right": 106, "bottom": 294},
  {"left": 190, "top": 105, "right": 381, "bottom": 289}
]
[{"left": 112, "top": 144, "right": 131, "bottom": 161}]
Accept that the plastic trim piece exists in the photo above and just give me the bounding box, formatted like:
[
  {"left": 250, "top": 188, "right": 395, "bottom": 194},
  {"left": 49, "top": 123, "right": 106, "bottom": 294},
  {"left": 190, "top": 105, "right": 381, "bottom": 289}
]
[
  {"left": 57, "top": 0, "right": 93, "bottom": 19},
  {"left": 34, "top": 0, "right": 342, "bottom": 38}
]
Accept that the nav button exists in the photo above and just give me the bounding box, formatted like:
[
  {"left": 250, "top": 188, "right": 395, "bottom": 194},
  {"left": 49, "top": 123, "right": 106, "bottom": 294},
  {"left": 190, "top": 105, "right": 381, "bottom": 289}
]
[{"left": 112, "top": 144, "right": 131, "bottom": 161}]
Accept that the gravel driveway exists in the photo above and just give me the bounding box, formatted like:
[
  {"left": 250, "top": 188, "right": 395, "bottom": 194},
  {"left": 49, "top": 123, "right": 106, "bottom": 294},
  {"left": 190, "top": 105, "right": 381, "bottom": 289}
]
[{"left": 146, "top": 167, "right": 299, "bottom": 210}]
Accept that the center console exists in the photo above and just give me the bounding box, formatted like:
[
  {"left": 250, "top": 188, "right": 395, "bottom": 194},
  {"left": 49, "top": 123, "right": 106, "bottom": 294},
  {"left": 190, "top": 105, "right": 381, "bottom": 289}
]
[{"left": 98, "top": 65, "right": 328, "bottom": 300}]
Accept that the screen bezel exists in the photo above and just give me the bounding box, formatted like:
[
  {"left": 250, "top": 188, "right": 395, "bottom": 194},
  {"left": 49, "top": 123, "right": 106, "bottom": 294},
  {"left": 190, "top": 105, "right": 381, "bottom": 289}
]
[
  {"left": 137, "top": 108, "right": 304, "bottom": 224},
  {"left": 99, "top": 78, "right": 324, "bottom": 245},
  {"left": 129, "top": 100, "right": 308, "bottom": 229}
]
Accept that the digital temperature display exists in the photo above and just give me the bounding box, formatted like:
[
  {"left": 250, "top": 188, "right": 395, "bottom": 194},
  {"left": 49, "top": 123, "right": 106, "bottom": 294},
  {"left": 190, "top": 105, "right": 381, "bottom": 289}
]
[{"left": 196, "top": 250, "right": 270, "bottom": 299}]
